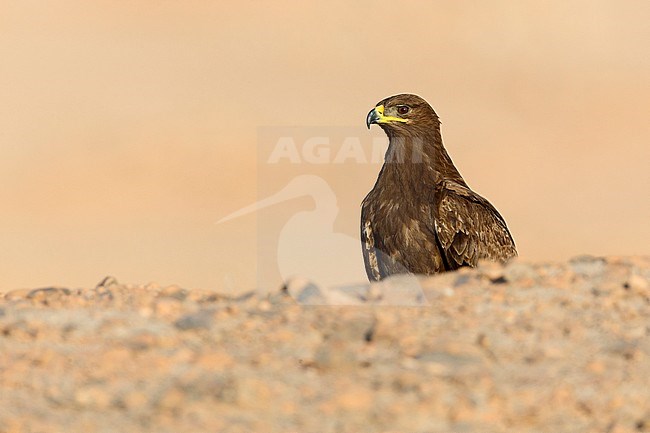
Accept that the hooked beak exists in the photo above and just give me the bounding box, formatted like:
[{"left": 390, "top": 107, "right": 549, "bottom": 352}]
[
  {"left": 365, "top": 104, "right": 410, "bottom": 129},
  {"left": 366, "top": 107, "right": 381, "bottom": 129}
]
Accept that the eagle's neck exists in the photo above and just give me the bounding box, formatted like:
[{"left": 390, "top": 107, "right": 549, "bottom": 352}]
[{"left": 377, "top": 128, "right": 466, "bottom": 193}]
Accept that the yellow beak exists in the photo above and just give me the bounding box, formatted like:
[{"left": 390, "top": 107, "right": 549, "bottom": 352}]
[{"left": 366, "top": 105, "right": 410, "bottom": 129}]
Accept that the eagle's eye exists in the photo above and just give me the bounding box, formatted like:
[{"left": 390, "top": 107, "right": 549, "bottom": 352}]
[{"left": 397, "top": 105, "right": 410, "bottom": 115}]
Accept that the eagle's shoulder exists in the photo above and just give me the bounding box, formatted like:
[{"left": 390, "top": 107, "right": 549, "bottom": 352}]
[{"left": 434, "top": 180, "right": 517, "bottom": 268}]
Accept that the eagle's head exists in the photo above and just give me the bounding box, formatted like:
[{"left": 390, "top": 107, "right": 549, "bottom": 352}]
[{"left": 366, "top": 94, "right": 439, "bottom": 133}]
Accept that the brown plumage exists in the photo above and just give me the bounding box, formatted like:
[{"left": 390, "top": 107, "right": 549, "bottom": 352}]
[{"left": 362, "top": 94, "right": 517, "bottom": 281}]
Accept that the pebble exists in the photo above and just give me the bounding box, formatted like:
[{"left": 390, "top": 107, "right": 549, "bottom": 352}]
[
  {"left": 625, "top": 274, "right": 648, "bottom": 291},
  {"left": 284, "top": 277, "right": 326, "bottom": 305},
  {"left": 173, "top": 309, "right": 214, "bottom": 330},
  {"left": 569, "top": 255, "right": 607, "bottom": 277}
]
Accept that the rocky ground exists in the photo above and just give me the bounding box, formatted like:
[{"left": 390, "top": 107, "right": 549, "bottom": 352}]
[{"left": 0, "top": 256, "right": 649, "bottom": 433}]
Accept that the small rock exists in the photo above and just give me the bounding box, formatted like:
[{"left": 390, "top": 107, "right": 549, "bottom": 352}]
[
  {"left": 96, "top": 276, "right": 119, "bottom": 289},
  {"left": 624, "top": 274, "right": 648, "bottom": 291},
  {"left": 392, "top": 371, "right": 422, "bottom": 393},
  {"left": 174, "top": 309, "right": 214, "bottom": 330},
  {"left": 154, "top": 298, "right": 184, "bottom": 317},
  {"left": 74, "top": 385, "right": 112, "bottom": 409},
  {"left": 479, "top": 260, "right": 508, "bottom": 283},
  {"left": 376, "top": 274, "right": 429, "bottom": 306},
  {"left": 399, "top": 335, "right": 422, "bottom": 358},
  {"left": 157, "top": 387, "right": 185, "bottom": 412},
  {"left": 27, "top": 287, "right": 71, "bottom": 304},
  {"left": 159, "top": 285, "right": 187, "bottom": 300},
  {"left": 443, "top": 287, "right": 455, "bottom": 297},
  {"left": 121, "top": 390, "right": 150, "bottom": 410},
  {"left": 476, "top": 333, "right": 490, "bottom": 348},
  {"left": 3, "top": 288, "right": 31, "bottom": 300},
  {"left": 363, "top": 284, "right": 383, "bottom": 302},
  {"left": 324, "top": 284, "right": 368, "bottom": 305},
  {"left": 314, "top": 341, "right": 358, "bottom": 371},
  {"left": 284, "top": 277, "right": 326, "bottom": 305},
  {"left": 504, "top": 261, "right": 538, "bottom": 284},
  {"left": 236, "top": 377, "right": 273, "bottom": 409},
  {"left": 569, "top": 255, "right": 606, "bottom": 277}
]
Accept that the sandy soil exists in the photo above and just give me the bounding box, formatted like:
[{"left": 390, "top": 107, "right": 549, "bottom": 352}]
[{"left": 1, "top": 256, "right": 649, "bottom": 433}]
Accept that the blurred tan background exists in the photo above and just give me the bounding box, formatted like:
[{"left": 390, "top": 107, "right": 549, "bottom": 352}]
[{"left": 1, "top": 1, "right": 648, "bottom": 291}]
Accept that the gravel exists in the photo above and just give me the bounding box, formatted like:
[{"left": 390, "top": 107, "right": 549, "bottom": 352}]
[{"left": 1, "top": 256, "right": 649, "bottom": 433}]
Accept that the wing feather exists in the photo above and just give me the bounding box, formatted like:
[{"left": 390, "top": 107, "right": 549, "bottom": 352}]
[
  {"left": 435, "top": 181, "right": 517, "bottom": 269},
  {"left": 361, "top": 219, "right": 382, "bottom": 281}
]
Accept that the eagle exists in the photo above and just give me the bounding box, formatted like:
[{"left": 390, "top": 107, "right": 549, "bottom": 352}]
[{"left": 362, "top": 94, "right": 517, "bottom": 281}]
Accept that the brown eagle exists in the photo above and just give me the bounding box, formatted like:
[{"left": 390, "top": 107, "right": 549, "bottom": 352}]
[{"left": 362, "top": 94, "right": 517, "bottom": 281}]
